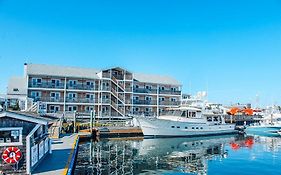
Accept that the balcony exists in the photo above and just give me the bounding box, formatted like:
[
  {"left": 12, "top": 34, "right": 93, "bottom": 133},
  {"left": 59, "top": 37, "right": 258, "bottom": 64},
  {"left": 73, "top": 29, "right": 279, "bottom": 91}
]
[
  {"left": 133, "top": 88, "right": 157, "bottom": 94},
  {"left": 133, "top": 100, "right": 157, "bottom": 105},
  {"left": 29, "top": 82, "right": 99, "bottom": 91},
  {"left": 28, "top": 82, "right": 64, "bottom": 89},
  {"left": 66, "top": 97, "right": 95, "bottom": 103},
  {"left": 66, "top": 84, "right": 99, "bottom": 91},
  {"left": 159, "top": 89, "right": 181, "bottom": 95}
]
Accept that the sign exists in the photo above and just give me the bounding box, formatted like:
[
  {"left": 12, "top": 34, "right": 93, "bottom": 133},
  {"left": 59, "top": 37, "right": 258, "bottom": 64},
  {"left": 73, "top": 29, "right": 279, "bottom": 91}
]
[
  {"left": 31, "top": 145, "right": 38, "bottom": 167},
  {"left": 11, "top": 130, "right": 19, "bottom": 139},
  {"left": 39, "top": 141, "right": 44, "bottom": 160}
]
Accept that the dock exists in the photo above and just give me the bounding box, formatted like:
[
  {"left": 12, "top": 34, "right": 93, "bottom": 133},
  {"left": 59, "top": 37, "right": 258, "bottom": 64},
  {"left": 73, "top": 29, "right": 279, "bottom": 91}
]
[
  {"left": 33, "top": 134, "right": 78, "bottom": 175},
  {"left": 78, "top": 126, "right": 143, "bottom": 139}
]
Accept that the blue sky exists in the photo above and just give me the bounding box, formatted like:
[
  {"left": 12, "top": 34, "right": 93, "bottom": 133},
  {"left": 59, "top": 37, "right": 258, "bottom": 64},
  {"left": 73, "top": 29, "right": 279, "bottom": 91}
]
[{"left": 1, "top": 0, "right": 281, "bottom": 106}]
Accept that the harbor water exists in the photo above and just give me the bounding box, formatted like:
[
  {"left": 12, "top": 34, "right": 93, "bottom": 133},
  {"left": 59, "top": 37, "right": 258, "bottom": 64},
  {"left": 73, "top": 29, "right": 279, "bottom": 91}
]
[{"left": 75, "top": 134, "right": 281, "bottom": 175}]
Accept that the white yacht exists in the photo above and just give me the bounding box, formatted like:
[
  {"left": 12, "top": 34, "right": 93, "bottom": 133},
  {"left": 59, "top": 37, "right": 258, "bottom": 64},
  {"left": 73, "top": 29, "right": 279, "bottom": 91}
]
[{"left": 135, "top": 106, "right": 237, "bottom": 138}]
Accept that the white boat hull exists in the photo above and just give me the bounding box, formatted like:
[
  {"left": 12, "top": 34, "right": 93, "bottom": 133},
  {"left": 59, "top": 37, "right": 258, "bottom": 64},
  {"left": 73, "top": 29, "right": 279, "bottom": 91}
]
[{"left": 136, "top": 117, "right": 237, "bottom": 138}]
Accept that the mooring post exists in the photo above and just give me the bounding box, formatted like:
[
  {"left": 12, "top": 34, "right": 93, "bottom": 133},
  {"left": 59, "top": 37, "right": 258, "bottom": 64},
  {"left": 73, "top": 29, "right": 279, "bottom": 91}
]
[
  {"left": 74, "top": 111, "right": 77, "bottom": 133},
  {"left": 90, "top": 110, "right": 94, "bottom": 135}
]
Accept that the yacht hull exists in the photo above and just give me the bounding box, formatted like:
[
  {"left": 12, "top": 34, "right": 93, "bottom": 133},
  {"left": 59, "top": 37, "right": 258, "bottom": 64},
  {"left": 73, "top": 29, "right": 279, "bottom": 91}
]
[
  {"left": 246, "top": 126, "right": 281, "bottom": 137},
  {"left": 136, "top": 117, "right": 237, "bottom": 138}
]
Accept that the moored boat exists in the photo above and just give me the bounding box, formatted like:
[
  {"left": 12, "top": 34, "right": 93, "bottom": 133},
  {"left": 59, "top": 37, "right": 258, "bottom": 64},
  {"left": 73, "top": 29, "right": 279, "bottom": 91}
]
[{"left": 135, "top": 106, "right": 237, "bottom": 138}]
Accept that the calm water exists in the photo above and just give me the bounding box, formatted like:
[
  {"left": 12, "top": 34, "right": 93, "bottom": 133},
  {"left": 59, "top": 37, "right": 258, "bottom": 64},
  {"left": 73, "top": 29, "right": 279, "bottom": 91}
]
[{"left": 75, "top": 134, "right": 281, "bottom": 175}]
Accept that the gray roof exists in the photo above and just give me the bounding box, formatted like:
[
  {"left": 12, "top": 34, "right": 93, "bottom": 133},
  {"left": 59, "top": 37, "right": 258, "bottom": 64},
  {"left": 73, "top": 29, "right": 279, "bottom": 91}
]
[
  {"left": 26, "top": 64, "right": 181, "bottom": 85},
  {"left": 0, "top": 111, "right": 50, "bottom": 125},
  {"left": 7, "top": 77, "right": 27, "bottom": 95},
  {"left": 134, "top": 73, "right": 181, "bottom": 86},
  {"left": 26, "top": 64, "right": 100, "bottom": 79}
]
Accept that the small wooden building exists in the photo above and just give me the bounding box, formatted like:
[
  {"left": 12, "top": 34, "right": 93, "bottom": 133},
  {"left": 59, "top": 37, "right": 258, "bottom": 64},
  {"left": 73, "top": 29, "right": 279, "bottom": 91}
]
[{"left": 0, "top": 111, "right": 51, "bottom": 174}]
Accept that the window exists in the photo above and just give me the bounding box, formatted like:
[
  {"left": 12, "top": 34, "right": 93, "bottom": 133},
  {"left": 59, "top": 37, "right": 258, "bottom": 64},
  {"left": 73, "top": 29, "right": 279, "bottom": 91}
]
[
  {"left": 133, "top": 107, "right": 139, "bottom": 112},
  {"left": 145, "top": 96, "right": 152, "bottom": 101},
  {"left": 171, "top": 126, "right": 175, "bottom": 128},
  {"left": 31, "top": 91, "right": 41, "bottom": 97},
  {"left": 185, "top": 127, "right": 188, "bottom": 129},
  {"left": 192, "top": 127, "right": 195, "bottom": 129},
  {"left": 68, "top": 106, "right": 77, "bottom": 112},
  {"left": 68, "top": 80, "right": 77, "bottom": 87},
  {"left": 200, "top": 127, "right": 203, "bottom": 129},
  {"left": 86, "top": 81, "right": 94, "bottom": 88},
  {"left": 50, "top": 92, "right": 60, "bottom": 100},
  {"left": 161, "top": 87, "right": 165, "bottom": 90},
  {"left": 51, "top": 79, "right": 60, "bottom": 87},
  {"left": 145, "top": 85, "right": 151, "bottom": 89},
  {"left": 85, "top": 106, "right": 94, "bottom": 112},
  {"left": 170, "top": 98, "right": 177, "bottom": 102},
  {"left": 32, "top": 78, "right": 42, "bottom": 85},
  {"left": 196, "top": 127, "right": 199, "bottom": 129},
  {"left": 13, "top": 88, "right": 19, "bottom": 92},
  {"left": 177, "top": 126, "right": 180, "bottom": 128},
  {"left": 0, "top": 128, "right": 23, "bottom": 146},
  {"left": 135, "top": 85, "right": 139, "bottom": 89},
  {"left": 171, "top": 87, "right": 177, "bottom": 91},
  {"left": 159, "top": 97, "right": 165, "bottom": 101},
  {"left": 50, "top": 105, "right": 60, "bottom": 112}
]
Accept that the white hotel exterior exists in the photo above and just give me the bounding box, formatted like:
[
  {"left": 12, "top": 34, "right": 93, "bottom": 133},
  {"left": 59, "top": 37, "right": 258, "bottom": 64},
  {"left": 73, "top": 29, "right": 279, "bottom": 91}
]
[{"left": 8, "top": 63, "right": 182, "bottom": 118}]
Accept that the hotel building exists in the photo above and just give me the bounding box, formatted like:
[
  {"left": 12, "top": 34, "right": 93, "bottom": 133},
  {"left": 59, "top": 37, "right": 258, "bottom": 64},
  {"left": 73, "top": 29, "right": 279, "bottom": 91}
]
[{"left": 8, "top": 63, "right": 182, "bottom": 118}]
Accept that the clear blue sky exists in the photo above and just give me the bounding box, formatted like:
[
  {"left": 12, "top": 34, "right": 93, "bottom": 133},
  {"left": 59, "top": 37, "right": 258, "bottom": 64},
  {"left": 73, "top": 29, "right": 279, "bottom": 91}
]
[{"left": 1, "top": 0, "right": 281, "bottom": 106}]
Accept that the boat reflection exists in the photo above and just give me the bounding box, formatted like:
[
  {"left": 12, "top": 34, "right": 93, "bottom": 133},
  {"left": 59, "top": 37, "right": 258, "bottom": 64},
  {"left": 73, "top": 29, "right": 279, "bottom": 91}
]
[{"left": 75, "top": 135, "right": 266, "bottom": 175}]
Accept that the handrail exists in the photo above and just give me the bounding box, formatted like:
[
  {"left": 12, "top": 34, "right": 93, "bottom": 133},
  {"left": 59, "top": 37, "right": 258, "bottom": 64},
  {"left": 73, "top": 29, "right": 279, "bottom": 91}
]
[{"left": 66, "top": 136, "right": 79, "bottom": 175}]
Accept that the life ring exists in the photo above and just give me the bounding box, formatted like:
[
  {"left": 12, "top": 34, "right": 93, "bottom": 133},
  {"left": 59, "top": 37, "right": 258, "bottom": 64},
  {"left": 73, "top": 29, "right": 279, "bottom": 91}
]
[{"left": 2, "top": 147, "right": 22, "bottom": 164}]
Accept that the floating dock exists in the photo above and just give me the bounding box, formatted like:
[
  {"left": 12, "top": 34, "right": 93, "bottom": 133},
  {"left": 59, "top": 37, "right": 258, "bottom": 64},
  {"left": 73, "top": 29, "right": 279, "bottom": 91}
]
[{"left": 78, "top": 126, "right": 143, "bottom": 139}]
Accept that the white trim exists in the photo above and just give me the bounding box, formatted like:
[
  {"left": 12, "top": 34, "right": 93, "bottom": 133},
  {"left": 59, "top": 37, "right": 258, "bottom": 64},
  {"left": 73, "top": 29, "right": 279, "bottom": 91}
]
[{"left": 26, "top": 124, "right": 41, "bottom": 174}]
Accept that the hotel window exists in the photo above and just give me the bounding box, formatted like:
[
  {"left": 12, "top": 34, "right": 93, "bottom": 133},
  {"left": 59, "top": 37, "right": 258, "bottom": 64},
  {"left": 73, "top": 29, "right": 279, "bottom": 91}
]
[
  {"left": 85, "top": 106, "right": 94, "bottom": 112},
  {"left": 171, "top": 87, "right": 176, "bottom": 91},
  {"left": 145, "top": 85, "right": 152, "bottom": 89},
  {"left": 68, "top": 106, "right": 77, "bottom": 112},
  {"left": 51, "top": 79, "right": 60, "bottom": 87},
  {"left": 68, "top": 80, "right": 77, "bottom": 87},
  {"left": 50, "top": 105, "right": 60, "bottom": 112},
  {"left": 31, "top": 91, "right": 41, "bottom": 98},
  {"left": 86, "top": 81, "right": 94, "bottom": 87},
  {"left": 68, "top": 93, "right": 77, "bottom": 101},
  {"left": 50, "top": 92, "right": 60, "bottom": 100},
  {"left": 145, "top": 96, "right": 152, "bottom": 101},
  {"left": 133, "top": 107, "right": 139, "bottom": 112},
  {"left": 170, "top": 98, "right": 177, "bottom": 102},
  {"left": 135, "top": 85, "right": 139, "bottom": 89},
  {"left": 160, "top": 86, "right": 165, "bottom": 91},
  {"left": 32, "top": 78, "right": 42, "bottom": 85},
  {"left": 159, "top": 97, "right": 165, "bottom": 101}
]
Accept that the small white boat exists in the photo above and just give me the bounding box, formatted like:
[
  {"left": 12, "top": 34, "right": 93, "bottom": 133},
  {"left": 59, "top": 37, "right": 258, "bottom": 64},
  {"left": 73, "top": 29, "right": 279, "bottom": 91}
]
[
  {"left": 135, "top": 106, "right": 237, "bottom": 138},
  {"left": 246, "top": 111, "right": 281, "bottom": 137}
]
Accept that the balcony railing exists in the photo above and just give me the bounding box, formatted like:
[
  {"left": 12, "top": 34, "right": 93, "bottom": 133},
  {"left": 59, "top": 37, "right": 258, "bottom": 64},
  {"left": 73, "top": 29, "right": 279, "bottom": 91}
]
[
  {"left": 133, "top": 100, "right": 157, "bottom": 105},
  {"left": 159, "top": 89, "right": 181, "bottom": 95},
  {"left": 29, "top": 82, "right": 99, "bottom": 91},
  {"left": 133, "top": 88, "right": 157, "bottom": 94},
  {"left": 28, "top": 82, "right": 65, "bottom": 89},
  {"left": 66, "top": 84, "right": 99, "bottom": 91},
  {"left": 159, "top": 101, "right": 181, "bottom": 106}
]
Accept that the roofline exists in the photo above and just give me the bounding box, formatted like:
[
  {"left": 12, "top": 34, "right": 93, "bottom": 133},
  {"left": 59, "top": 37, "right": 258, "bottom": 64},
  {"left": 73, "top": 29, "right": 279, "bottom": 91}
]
[{"left": 0, "top": 111, "right": 48, "bottom": 125}]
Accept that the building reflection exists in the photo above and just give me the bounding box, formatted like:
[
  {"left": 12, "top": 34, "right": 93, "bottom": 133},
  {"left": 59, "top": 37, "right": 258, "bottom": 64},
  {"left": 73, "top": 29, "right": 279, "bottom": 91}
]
[{"left": 75, "top": 134, "right": 280, "bottom": 175}]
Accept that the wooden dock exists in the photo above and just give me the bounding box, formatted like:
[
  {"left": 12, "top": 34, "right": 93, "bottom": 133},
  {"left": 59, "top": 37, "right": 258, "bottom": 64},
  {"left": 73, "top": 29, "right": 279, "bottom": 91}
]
[{"left": 78, "top": 126, "right": 143, "bottom": 139}]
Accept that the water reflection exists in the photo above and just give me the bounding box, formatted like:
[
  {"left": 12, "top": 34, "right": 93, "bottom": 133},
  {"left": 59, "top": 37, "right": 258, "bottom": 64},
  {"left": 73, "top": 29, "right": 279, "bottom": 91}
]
[{"left": 75, "top": 135, "right": 281, "bottom": 175}]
